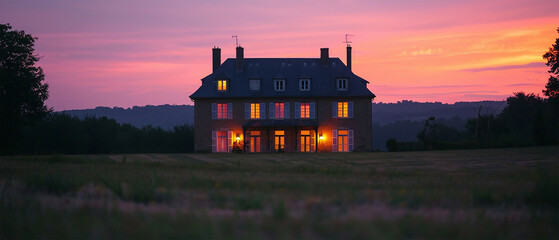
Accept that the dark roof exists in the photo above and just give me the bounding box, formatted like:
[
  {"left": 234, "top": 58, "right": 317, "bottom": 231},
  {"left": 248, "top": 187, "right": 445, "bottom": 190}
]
[{"left": 189, "top": 58, "right": 375, "bottom": 99}]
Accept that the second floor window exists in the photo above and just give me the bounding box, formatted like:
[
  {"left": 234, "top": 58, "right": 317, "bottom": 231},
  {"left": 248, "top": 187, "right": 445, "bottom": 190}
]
[
  {"left": 299, "top": 79, "right": 310, "bottom": 91},
  {"left": 274, "top": 102, "right": 284, "bottom": 119},
  {"left": 332, "top": 101, "right": 353, "bottom": 118},
  {"left": 300, "top": 102, "right": 310, "bottom": 118},
  {"left": 337, "top": 102, "right": 348, "bottom": 118},
  {"left": 217, "top": 103, "right": 228, "bottom": 119},
  {"left": 295, "top": 102, "right": 315, "bottom": 119},
  {"left": 274, "top": 79, "right": 285, "bottom": 91},
  {"left": 217, "top": 80, "right": 227, "bottom": 91},
  {"left": 245, "top": 103, "right": 266, "bottom": 119},
  {"left": 250, "top": 103, "right": 260, "bottom": 119},
  {"left": 212, "top": 103, "right": 232, "bottom": 119}
]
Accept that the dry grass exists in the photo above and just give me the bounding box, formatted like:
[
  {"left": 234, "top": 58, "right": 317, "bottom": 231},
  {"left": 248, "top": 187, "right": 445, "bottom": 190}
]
[{"left": 1, "top": 146, "right": 558, "bottom": 239}]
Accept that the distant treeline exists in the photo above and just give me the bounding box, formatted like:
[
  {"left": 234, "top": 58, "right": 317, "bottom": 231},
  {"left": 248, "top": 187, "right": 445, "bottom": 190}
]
[
  {"left": 386, "top": 93, "right": 559, "bottom": 151},
  {"left": 11, "top": 113, "right": 194, "bottom": 155}
]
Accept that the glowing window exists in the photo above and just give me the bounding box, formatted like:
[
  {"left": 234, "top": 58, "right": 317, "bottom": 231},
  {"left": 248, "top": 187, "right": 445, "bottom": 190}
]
[
  {"left": 274, "top": 130, "right": 285, "bottom": 152},
  {"left": 216, "top": 103, "right": 228, "bottom": 119},
  {"left": 250, "top": 103, "right": 260, "bottom": 119},
  {"left": 217, "top": 80, "right": 227, "bottom": 91},
  {"left": 274, "top": 102, "right": 284, "bottom": 119},
  {"left": 337, "top": 130, "right": 349, "bottom": 152},
  {"left": 337, "top": 102, "right": 348, "bottom": 118},
  {"left": 300, "top": 103, "right": 310, "bottom": 118}
]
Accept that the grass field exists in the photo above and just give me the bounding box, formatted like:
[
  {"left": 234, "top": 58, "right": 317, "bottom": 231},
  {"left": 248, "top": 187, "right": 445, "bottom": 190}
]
[{"left": 1, "top": 146, "right": 558, "bottom": 239}]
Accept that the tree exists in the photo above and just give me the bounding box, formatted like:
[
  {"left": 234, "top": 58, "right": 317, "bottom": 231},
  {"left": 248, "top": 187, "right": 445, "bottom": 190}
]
[
  {"left": 542, "top": 27, "right": 559, "bottom": 98},
  {"left": 0, "top": 23, "right": 51, "bottom": 154}
]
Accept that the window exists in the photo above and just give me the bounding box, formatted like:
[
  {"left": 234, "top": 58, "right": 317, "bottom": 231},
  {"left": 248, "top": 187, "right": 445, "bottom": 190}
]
[
  {"left": 217, "top": 80, "right": 227, "bottom": 91},
  {"left": 274, "top": 79, "right": 285, "bottom": 91},
  {"left": 212, "top": 131, "right": 232, "bottom": 152},
  {"left": 295, "top": 102, "right": 314, "bottom": 119},
  {"left": 332, "top": 101, "right": 353, "bottom": 118},
  {"left": 337, "top": 78, "right": 348, "bottom": 91},
  {"left": 249, "top": 79, "right": 261, "bottom": 91},
  {"left": 332, "top": 129, "right": 354, "bottom": 152},
  {"left": 274, "top": 130, "right": 285, "bottom": 152},
  {"left": 299, "top": 130, "right": 315, "bottom": 152},
  {"left": 245, "top": 103, "right": 266, "bottom": 119},
  {"left": 249, "top": 131, "right": 261, "bottom": 153},
  {"left": 300, "top": 103, "right": 310, "bottom": 118},
  {"left": 212, "top": 103, "right": 232, "bottom": 119},
  {"left": 338, "top": 102, "right": 348, "bottom": 118},
  {"left": 274, "top": 103, "right": 284, "bottom": 119},
  {"left": 250, "top": 103, "right": 260, "bottom": 119},
  {"left": 217, "top": 103, "right": 228, "bottom": 119},
  {"left": 299, "top": 79, "right": 310, "bottom": 91}
]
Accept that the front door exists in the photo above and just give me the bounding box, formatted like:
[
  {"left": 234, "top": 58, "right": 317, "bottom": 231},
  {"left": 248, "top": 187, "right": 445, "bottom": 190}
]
[
  {"left": 250, "top": 131, "right": 261, "bottom": 153},
  {"left": 300, "top": 130, "right": 311, "bottom": 152},
  {"left": 274, "top": 130, "right": 285, "bottom": 152}
]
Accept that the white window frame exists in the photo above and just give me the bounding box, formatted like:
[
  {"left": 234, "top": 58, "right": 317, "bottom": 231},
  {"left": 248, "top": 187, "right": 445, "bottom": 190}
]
[
  {"left": 274, "top": 79, "right": 285, "bottom": 91},
  {"left": 337, "top": 78, "right": 348, "bottom": 91},
  {"left": 299, "top": 79, "right": 310, "bottom": 91}
]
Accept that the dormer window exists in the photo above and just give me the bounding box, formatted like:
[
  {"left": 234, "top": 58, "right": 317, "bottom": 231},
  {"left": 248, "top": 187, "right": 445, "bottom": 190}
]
[
  {"left": 217, "top": 80, "right": 227, "bottom": 91},
  {"left": 299, "top": 79, "right": 310, "bottom": 91},
  {"left": 337, "top": 78, "right": 348, "bottom": 91},
  {"left": 249, "top": 79, "right": 261, "bottom": 91},
  {"left": 274, "top": 79, "right": 285, "bottom": 91}
]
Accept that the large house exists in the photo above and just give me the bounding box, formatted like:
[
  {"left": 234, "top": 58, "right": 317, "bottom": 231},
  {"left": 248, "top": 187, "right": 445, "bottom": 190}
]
[{"left": 189, "top": 45, "right": 375, "bottom": 153}]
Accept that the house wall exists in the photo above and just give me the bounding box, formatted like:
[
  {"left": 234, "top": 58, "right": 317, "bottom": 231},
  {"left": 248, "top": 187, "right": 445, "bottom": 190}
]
[{"left": 193, "top": 97, "right": 372, "bottom": 152}]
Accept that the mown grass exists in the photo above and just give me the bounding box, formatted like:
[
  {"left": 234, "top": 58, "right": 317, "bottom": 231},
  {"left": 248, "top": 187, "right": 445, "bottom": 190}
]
[{"left": 1, "top": 146, "right": 558, "bottom": 239}]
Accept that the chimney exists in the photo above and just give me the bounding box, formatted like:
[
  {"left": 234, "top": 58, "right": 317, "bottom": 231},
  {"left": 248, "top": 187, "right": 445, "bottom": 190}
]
[
  {"left": 212, "top": 47, "right": 221, "bottom": 72},
  {"left": 236, "top": 46, "right": 244, "bottom": 72},
  {"left": 320, "top": 48, "right": 329, "bottom": 65},
  {"left": 346, "top": 45, "right": 352, "bottom": 70}
]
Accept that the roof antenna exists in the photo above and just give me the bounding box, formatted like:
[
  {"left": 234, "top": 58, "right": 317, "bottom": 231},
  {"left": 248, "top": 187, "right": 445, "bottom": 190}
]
[
  {"left": 232, "top": 35, "right": 239, "bottom": 47},
  {"left": 344, "top": 34, "right": 354, "bottom": 47}
]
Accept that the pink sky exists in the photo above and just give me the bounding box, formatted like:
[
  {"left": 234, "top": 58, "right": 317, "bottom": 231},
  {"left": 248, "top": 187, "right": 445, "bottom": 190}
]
[{"left": 1, "top": 0, "right": 557, "bottom": 110}]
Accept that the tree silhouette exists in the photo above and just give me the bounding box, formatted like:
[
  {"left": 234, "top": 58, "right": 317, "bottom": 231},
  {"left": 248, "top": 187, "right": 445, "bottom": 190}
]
[
  {"left": 542, "top": 27, "right": 559, "bottom": 98},
  {"left": 0, "top": 23, "right": 51, "bottom": 154}
]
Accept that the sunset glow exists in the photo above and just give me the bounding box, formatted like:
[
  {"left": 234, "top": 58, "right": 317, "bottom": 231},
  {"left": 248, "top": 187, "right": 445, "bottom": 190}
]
[{"left": 1, "top": 0, "right": 557, "bottom": 110}]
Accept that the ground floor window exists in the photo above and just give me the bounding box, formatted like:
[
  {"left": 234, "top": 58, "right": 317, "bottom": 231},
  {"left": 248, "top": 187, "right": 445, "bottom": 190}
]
[
  {"left": 249, "top": 131, "right": 261, "bottom": 153},
  {"left": 274, "top": 130, "right": 285, "bottom": 152},
  {"left": 212, "top": 131, "right": 232, "bottom": 152},
  {"left": 299, "top": 130, "right": 315, "bottom": 152},
  {"left": 332, "top": 129, "right": 353, "bottom": 152}
]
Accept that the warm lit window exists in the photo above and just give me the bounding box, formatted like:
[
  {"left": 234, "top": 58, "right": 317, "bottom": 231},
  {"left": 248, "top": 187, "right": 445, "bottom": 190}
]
[
  {"left": 249, "top": 79, "right": 261, "bottom": 91},
  {"left": 274, "top": 102, "right": 284, "bottom": 119},
  {"left": 299, "top": 79, "right": 310, "bottom": 91},
  {"left": 217, "top": 103, "right": 227, "bottom": 119},
  {"left": 274, "top": 130, "right": 285, "bottom": 152},
  {"left": 337, "top": 78, "right": 348, "bottom": 91},
  {"left": 217, "top": 80, "right": 227, "bottom": 91},
  {"left": 337, "top": 102, "right": 348, "bottom": 118},
  {"left": 274, "top": 79, "right": 285, "bottom": 91},
  {"left": 212, "top": 103, "right": 232, "bottom": 119},
  {"left": 337, "top": 130, "right": 349, "bottom": 152},
  {"left": 250, "top": 103, "right": 260, "bottom": 119},
  {"left": 300, "top": 103, "right": 310, "bottom": 118}
]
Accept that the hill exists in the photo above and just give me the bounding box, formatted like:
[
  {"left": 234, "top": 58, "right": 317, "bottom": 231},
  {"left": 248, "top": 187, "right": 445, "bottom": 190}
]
[{"left": 62, "top": 104, "right": 194, "bottom": 130}]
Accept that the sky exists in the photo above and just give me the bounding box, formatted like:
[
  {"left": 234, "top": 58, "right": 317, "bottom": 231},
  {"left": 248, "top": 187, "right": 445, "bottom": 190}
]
[{"left": 1, "top": 0, "right": 558, "bottom": 110}]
